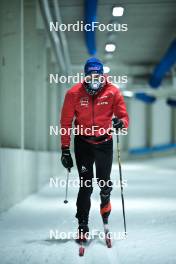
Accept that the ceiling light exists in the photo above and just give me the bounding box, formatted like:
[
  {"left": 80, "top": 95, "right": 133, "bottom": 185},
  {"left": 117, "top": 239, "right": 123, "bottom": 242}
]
[
  {"left": 122, "top": 91, "right": 133, "bottom": 98},
  {"left": 105, "top": 43, "right": 116, "bottom": 52},
  {"left": 112, "top": 7, "right": 124, "bottom": 17},
  {"left": 103, "top": 66, "right": 110, "bottom": 73}
]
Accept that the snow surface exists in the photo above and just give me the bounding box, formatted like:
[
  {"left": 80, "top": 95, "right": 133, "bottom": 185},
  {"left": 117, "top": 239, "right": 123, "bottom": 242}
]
[{"left": 0, "top": 156, "right": 176, "bottom": 264}]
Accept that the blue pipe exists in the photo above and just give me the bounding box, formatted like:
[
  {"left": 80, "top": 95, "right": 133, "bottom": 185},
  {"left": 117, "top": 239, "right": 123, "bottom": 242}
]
[
  {"left": 166, "top": 98, "right": 176, "bottom": 107},
  {"left": 149, "top": 39, "right": 176, "bottom": 88},
  {"left": 135, "top": 92, "right": 156, "bottom": 104},
  {"left": 129, "top": 143, "right": 176, "bottom": 155},
  {"left": 84, "top": 0, "right": 98, "bottom": 55}
]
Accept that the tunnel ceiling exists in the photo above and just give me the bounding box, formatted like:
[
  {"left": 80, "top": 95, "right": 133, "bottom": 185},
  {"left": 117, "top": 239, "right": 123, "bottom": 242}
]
[{"left": 56, "top": 0, "right": 176, "bottom": 66}]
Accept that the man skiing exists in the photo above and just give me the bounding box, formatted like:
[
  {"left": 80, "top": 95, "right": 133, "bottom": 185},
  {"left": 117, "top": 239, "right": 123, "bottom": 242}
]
[{"left": 60, "top": 57, "right": 129, "bottom": 242}]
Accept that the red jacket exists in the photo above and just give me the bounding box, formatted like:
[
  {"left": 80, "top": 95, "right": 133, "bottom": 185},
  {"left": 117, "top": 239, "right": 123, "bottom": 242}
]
[{"left": 60, "top": 80, "right": 129, "bottom": 148}]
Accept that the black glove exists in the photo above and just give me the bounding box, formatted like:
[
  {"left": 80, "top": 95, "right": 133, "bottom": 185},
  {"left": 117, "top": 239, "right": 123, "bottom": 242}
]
[
  {"left": 112, "top": 117, "right": 124, "bottom": 130},
  {"left": 61, "top": 147, "right": 73, "bottom": 170}
]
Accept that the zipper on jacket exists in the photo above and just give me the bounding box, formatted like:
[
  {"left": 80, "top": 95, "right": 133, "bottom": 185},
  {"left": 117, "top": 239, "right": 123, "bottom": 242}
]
[{"left": 92, "top": 95, "right": 95, "bottom": 128}]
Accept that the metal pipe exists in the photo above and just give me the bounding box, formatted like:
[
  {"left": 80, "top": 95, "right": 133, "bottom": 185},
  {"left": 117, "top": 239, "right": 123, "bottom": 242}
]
[
  {"left": 53, "top": 0, "right": 72, "bottom": 75},
  {"left": 38, "top": 0, "right": 66, "bottom": 73}
]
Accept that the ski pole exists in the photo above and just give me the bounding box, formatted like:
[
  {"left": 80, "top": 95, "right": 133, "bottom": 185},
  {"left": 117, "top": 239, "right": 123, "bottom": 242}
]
[
  {"left": 64, "top": 168, "right": 70, "bottom": 204},
  {"left": 116, "top": 134, "right": 127, "bottom": 234}
]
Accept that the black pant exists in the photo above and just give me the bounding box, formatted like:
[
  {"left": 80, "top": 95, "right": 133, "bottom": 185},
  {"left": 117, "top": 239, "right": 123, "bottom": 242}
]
[{"left": 74, "top": 135, "right": 113, "bottom": 224}]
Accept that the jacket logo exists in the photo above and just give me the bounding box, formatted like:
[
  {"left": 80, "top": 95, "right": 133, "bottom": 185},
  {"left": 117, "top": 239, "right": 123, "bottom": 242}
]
[
  {"left": 97, "top": 94, "right": 111, "bottom": 105},
  {"left": 80, "top": 97, "right": 89, "bottom": 107},
  {"left": 97, "top": 101, "right": 108, "bottom": 105},
  {"left": 81, "top": 165, "right": 88, "bottom": 173},
  {"left": 97, "top": 95, "right": 108, "bottom": 99}
]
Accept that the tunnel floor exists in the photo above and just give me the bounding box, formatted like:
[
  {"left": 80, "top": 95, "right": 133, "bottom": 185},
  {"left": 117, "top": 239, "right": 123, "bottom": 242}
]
[{"left": 0, "top": 156, "right": 176, "bottom": 264}]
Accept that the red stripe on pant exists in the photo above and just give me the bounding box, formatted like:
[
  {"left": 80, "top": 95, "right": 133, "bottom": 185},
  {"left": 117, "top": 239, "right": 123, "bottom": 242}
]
[{"left": 100, "top": 202, "right": 111, "bottom": 216}]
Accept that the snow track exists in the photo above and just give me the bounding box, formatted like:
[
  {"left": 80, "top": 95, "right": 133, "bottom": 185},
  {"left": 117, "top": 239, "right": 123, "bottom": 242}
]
[{"left": 0, "top": 156, "right": 176, "bottom": 264}]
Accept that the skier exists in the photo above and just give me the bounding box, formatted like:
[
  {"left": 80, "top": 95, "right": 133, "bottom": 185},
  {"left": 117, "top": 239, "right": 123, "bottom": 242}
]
[{"left": 60, "top": 57, "right": 129, "bottom": 242}]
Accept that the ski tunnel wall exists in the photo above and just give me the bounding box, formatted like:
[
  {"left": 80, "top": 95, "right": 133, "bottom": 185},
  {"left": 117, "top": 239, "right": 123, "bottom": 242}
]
[{"left": 0, "top": 0, "right": 66, "bottom": 213}]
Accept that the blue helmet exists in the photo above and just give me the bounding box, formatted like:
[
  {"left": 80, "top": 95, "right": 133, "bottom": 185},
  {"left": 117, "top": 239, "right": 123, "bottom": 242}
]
[{"left": 84, "top": 57, "right": 104, "bottom": 76}]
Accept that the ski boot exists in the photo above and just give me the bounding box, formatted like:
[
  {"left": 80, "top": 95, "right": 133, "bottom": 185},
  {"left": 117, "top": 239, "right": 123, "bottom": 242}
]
[
  {"left": 100, "top": 202, "right": 112, "bottom": 248},
  {"left": 77, "top": 220, "right": 89, "bottom": 242},
  {"left": 77, "top": 220, "right": 89, "bottom": 256}
]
